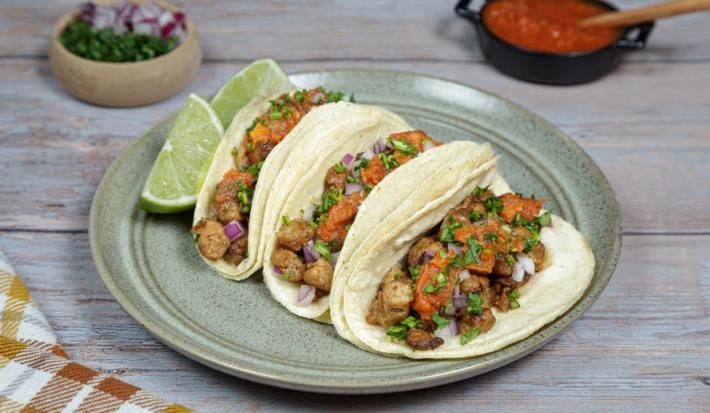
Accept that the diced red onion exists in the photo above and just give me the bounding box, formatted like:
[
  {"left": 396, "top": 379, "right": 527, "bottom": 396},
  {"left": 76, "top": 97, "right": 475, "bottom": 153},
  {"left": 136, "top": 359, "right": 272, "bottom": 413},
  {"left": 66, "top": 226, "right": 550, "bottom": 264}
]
[
  {"left": 79, "top": 1, "right": 187, "bottom": 43},
  {"left": 342, "top": 153, "right": 354, "bottom": 167},
  {"left": 373, "top": 139, "right": 385, "bottom": 154},
  {"left": 223, "top": 221, "right": 245, "bottom": 241},
  {"left": 384, "top": 143, "right": 393, "bottom": 151},
  {"left": 454, "top": 283, "right": 460, "bottom": 297},
  {"left": 303, "top": 239, "right": 319, "bottom": 263},
  {"left": 435, "top": 318, "right": 457, "bottom": 340},
  {"left": 458, "top": 269, "right": 471, "bottom": 282},
  {"left": 447, "top": 243, "right": 461, "bottom": 255},
  {"left": 362, "top": 149, "right": 374, "bottom": 160},
  {"left": 448, "top": 319, "right": 458, "bottom": 337},
  {"left": 419, "top": 251, "right": 435, "bottom": 265},
  {"left": 423, "top": 139, "right": 437, "bottom": 152},
  {"left": 453, "top": 294, "right": 468, "bottom": 309},
  {"left": 345, "top": 183, "right": 364, "bottom": 195},
  {"left": 273, "top": 266, "right": 282, "bottom": 276},
  {"left": 296, "top": 285, "right": 316, "bottom": 306}
]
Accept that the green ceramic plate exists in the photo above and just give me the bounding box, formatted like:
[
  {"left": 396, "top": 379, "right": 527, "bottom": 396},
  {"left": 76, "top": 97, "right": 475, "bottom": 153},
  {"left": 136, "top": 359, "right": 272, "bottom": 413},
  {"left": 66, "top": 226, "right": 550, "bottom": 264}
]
[{"left": 90, "top": 70, "right": 622, "bottom": 394}]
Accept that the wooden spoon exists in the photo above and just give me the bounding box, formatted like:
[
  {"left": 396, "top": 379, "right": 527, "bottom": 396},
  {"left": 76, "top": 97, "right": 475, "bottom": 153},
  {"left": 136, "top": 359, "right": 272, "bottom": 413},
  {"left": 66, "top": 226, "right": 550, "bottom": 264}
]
[{"left": 579, "top": 0, "right": 710, "bottom": 28}]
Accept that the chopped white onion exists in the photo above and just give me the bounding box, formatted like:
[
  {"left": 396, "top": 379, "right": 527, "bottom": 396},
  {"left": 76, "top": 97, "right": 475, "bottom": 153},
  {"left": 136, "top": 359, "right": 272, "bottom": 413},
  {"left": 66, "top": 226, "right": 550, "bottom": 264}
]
[
  {"left": 296, "top": 285, "right": 316, "bottom": 306},
  {"left": 345, "top": 183, "right": 364, "bottom": 195},
  {"left": 516, "top": 253, "right": 535, "bottom": 275},
  {"left": 447, "top": 243, "right": 461, "bottom": 255},
  {"left": 362, "top": 149, "right": 374, "bottom": 160},
  {"left": 458, "top": 269, "right": 471, "bottom": 282},
  {"left": 434, "top": 318, "right": 457, "bottom": 341}
]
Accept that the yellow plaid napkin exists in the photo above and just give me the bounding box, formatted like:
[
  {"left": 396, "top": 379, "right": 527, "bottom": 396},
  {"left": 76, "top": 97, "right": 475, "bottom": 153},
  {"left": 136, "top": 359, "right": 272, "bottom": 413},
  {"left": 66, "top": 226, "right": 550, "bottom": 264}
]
[{"left": 0, "top": 250, "right": 192, "bottom": 413}]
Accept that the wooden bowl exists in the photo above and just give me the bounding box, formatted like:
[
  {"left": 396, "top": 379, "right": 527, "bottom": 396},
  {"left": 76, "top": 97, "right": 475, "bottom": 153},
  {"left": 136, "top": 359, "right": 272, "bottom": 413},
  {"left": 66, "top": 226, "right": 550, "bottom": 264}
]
[{"left": 49, "top": 0, "right": 201, "bottom": 107}]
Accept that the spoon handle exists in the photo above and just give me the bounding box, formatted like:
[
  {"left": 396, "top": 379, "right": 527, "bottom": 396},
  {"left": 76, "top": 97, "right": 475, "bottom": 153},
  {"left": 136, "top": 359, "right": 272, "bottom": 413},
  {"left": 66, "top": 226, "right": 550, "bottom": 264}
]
[{"left": 580, "top": 0, "right": 710, "bottom": 27}]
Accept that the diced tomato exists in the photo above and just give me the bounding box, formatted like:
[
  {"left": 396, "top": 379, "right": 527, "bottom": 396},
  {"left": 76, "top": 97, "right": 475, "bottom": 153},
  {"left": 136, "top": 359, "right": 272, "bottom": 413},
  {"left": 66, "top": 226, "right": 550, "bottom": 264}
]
[
  {"left": 453, "top": 223, "right": 498, "bottom": 274},
  {"left": 360, "top": 155, "right": 386, "bottom": 186},
  {"left": 500, "top": 193, "right": 543, "bottom": 223},
  {"left": 412, "top": 250, "right": 457, "bottom": 320},
  {"left": 316, "top": 192, "right": 364, "bottom": 243},
  {"left": 248, "top": 123, "right": 271, "bottom": 147},
  {"left": 465, "top": 247, "right": 496, "bottom": 274}
]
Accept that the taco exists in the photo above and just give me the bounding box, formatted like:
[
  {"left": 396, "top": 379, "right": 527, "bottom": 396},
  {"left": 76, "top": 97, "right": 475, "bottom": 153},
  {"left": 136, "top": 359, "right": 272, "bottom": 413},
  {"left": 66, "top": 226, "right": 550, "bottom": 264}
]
[
  {"left": 264, "top": 138, "right": 499, "bottom": 321},
  {"left": 192, "top": 86, "right": 358, "bottom": 280},
  {"left": 332, "top": 155, "right": 595, "bottom": 358}
]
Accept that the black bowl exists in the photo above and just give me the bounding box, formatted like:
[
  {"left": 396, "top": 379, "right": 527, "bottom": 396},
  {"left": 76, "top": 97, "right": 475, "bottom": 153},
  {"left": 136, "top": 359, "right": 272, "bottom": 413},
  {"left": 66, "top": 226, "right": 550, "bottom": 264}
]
[{"left": 455, "top": 0, "right": 655, "bottom": 85}]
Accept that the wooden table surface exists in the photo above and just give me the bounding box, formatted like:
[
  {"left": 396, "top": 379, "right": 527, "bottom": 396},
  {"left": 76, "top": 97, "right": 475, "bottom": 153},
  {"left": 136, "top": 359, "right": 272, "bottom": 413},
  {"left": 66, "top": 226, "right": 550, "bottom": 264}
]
[{"left": 1, "top": 1, "right": 708, "bottom": 411}]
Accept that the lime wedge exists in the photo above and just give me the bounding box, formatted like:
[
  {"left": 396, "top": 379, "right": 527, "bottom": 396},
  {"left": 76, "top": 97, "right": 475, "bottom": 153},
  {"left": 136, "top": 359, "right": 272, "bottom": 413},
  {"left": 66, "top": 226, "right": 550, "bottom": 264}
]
[
  {"left": 211, "top": 58, "right": 292, "bottom": 128},
  {"left": 140, "top": 94, "right": 224, "bottom": 213}
]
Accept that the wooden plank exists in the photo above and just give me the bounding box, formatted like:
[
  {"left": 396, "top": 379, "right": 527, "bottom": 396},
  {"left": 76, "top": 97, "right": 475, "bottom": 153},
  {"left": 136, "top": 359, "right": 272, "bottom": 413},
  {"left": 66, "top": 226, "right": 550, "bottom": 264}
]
[
  {"left": 1, "top": 58, "right": 709, "bottom": 233},
  {"left": 1, "top": 0, "right": 709, "bottom": 62},
  {"left": 0, "top": 231, "right": 707, "bottom": 411}
]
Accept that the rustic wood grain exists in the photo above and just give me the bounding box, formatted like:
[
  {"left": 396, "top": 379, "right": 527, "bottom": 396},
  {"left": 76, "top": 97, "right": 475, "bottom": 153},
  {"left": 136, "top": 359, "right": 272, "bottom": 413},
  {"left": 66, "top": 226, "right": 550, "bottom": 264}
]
[
  {"left": 1, "top": 0, "right": 710, "bottom": 62},
  {"left": 0, "top": 0, "right": 709, "bottom": 411},
  {"left": 0, "top": 231, "right": 707, "bottom": 412}
]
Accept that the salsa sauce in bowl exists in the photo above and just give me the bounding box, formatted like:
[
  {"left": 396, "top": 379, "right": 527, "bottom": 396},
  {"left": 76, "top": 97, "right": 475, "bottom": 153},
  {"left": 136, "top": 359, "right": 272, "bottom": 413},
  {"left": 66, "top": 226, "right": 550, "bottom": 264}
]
[{"left": 482, "top": 0, "right": 621, "bottom": 54}]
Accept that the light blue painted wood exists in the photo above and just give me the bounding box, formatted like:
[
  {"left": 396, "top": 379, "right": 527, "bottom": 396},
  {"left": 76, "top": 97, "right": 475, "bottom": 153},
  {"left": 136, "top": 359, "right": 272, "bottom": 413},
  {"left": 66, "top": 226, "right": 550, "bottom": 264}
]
[{"left": 0, "top": 1, "right": 708, "bottom": 411}]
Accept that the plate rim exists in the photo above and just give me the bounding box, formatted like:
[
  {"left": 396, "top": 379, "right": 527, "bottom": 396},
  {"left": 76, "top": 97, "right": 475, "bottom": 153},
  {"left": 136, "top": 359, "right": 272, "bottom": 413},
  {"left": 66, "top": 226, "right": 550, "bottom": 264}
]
[{"left": 89, "top": 68, "right": 622, "bottom": 394}]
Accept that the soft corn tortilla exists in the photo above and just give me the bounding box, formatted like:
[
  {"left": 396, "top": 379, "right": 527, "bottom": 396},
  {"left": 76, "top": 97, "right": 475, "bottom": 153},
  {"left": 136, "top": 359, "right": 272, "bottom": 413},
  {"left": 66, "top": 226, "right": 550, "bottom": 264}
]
[
  {"left": 193, "top": 90, "right": 377, "bottom": 280},
  {"left": 337, "top": 166, "right": 595, "bottom": 359},
  {"left": 262, "top": 105, "right": 421, "bottom": 320}
]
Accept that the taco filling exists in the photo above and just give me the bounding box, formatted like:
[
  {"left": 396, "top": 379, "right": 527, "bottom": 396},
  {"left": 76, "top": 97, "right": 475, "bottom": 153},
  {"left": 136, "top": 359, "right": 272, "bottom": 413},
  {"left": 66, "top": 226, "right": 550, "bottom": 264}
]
[
  {"left": 191, "top": 88, "right": 348, "bottom": 264},
  {"left": 271, "top": 131, "right": 442, "bottom": 304},
  {"left": 366, "top": 187, "right": 551, "bottom": 350}
]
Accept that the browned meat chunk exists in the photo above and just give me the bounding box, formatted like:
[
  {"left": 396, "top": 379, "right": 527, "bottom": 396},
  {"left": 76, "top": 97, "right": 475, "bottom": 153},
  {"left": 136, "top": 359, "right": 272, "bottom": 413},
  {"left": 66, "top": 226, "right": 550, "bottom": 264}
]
[
  {"left": 406, "top": 328, "right": 444, "bottom": 350},
  {"left": 469, "top": 203, "right": 486, "bottom": 221},
  {"left": 458, "top": 308, "right": 496, "bottom": 336},
  {"left": 407, "top": 237, "right": 444, "bottom": 268},
  {"left": 366, "top": 266, "right": 413, "bottom": 328},
  {"left": 459, "top": 274, "right": 490, "bottom": 295},
  {"left": 225, "top": 236, "right": 248, "bottom": 265},
  {"left": 303, "top": 257, "right": 333, "bottom": 292},
  {"left": 495, "top": 286, "right": 511, "bottom": 312},
  {"left": 471, "top": 188, "right": 495, "bottom": 204},
  {"left": 276, "top": 218, "right": 315, "bottom": 252},
  {"left": 324, "top": 166, "right": 347, "bottom": 192},
  {"left": 272, "top": 248, "right": 305, "bottom": 282},
  {"left": 441, "top": 206, "right": 471, "bottom": 230},
  {"left": 215, "top": 200, "right": 244, "bottom": 225},
  {"left": 248, "top": 140, "right": 276, "bottom": 165},
  {"left": 528, "top": 242, "right": 546, "bottom": 272},
  {"left": 492, "top": 253, "right": 513, "bottom": 277},
  {"left": 192, "top": 219, "right": 230, "bottom": 260}
]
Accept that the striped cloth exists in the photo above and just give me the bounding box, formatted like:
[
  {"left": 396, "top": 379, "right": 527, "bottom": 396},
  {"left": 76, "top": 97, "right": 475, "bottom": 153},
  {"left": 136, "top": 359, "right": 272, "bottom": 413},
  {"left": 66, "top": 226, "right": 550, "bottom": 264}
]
[{"left": 0, "top": 250, "right": 191, "bottom": 413}]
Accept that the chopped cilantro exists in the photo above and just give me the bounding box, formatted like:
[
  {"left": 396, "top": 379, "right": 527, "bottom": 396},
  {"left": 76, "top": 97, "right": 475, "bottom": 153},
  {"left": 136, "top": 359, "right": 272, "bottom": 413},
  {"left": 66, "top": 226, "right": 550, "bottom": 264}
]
[
  {"left": 307, "top": 220, "right": 318, "bottom": 230},
  {"left": 424, "top": 282, "right": 445, "bottom": 294},
  {"left": 506, "top": 254, "right": 515, "bottom": 266},
  {"left": 294, "top": 90, "right": 306, "bottom": 102},
  {"left": 240, "top": 161, "right": 264, "bottom": 175},
  {"left": 393, "top": 271, "right": 403, "bottom": 280},
  {"left": 509, "top": 288, "right": 521, "bottom": 309},
  {"left": 231, "top": 147, "right": 238, "bottom": 156},
  {"left": 473, "top": 186, "right": 487, "bottom": 197},
  {"left": 432, "top": 312, "right": 450, "bottom": 329},
  {"left": 349, "top": 94, "right": 356, "bottom": 103},
  {"left": 379, "top": 153, "right": 399, "bottom": 170},
  {"left": 460, "top": 326, "right": 480, "bottom": 345},
  {"left": 346, "top": 175, "right": 360, "bottom": 184},
  {"left": 236, "top": 182, "right": 252, "bottom": 212},
  {"left": 355, "top": 158, "right": 369, "bottom": 171},
  {"left": 438, "top": 249, "right": 447, "bottom": 258},
  {"left": 434, "top": 272, "right": 447, "bottom": 284},
  {"left": 314, "top": 240, "right": 331, "bottom": 259},
  {"left": 463, "top": 237, "right": 482, "bottom": 266},
  {"left": 364, "top": 184, "right": 374, "bottom": 192},
  {"left": 409, "top": 266, "right": 421, "bottom": 281},
  {"left": 282, "top": 215, "right": 290, "bottom": 225},
  {"left": 469, "top": 210, "right": 485, "bottom": 221},
  {"left": 484, "top": 232, "right": 499, "bottom": 242},
  {"left": 466, "top": 292, "right": 483, "bottom": 315},
  {"left": 389, "top": 138, "right": 417, "bottom": 155},
  {"left": 326, "top": 91, "right": 344, "bottom": 102},
  {"left": 523, "top": 231, "right": 540, "bottom": 253},
  {"left": 269, "top": 110, "right": 283, "bottom": 120},
  {"left": 333, "top": 162, "right": 346, "bottom": 174},
  {"left": 484, "top": 195, "right": 503, "bottom": 215},
  {"left": 537, "top": 211, "right": 552, "bottom": 227},
  {"left": 440, "top": 216, "right": 462, "bottom": 243},
  {"left": 387, "top": 316, "right": 419, "bottom": 341}
]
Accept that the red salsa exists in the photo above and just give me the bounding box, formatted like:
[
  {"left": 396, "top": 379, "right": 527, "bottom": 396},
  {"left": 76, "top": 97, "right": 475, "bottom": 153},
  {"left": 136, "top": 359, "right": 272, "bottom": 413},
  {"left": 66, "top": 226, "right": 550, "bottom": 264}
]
[{"left": 482, "top": 0, "right": 621, "bottom": 54}]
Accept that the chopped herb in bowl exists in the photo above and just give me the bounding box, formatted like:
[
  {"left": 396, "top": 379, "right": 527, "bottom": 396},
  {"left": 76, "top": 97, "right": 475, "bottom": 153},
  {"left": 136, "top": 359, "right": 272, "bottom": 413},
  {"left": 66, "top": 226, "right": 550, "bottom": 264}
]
[{"left": 60, "top": 2, "right": 187, "bottom": 63}]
